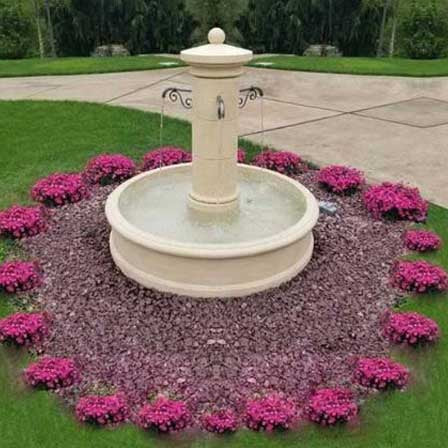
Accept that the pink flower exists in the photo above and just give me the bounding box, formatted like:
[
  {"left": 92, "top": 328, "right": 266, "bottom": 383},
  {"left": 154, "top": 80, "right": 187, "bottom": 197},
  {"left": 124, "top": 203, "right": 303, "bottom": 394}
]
[
  {"left": 0, "top": 205, "right": 47, "bottom": 239},
  {"left": 138, "top": 397, "right": 191, "bottom": 433},
  {"left": 202, "top": 409, "right": 238, "bottom": 433},
  {"left": 354, "top": 358, "right": 409, "bottom": 390},
  {"left": 317, "top": 165, "right": 365, "bottom": 194},
  {"left": 142, "top": 147, "right": 191, "bottom": 171},
  {"left": 31, "top": 173, "right": 90, "bottom": 207},
  {"left": 237, "top": 148, "right": 247, "bottom": 163},
  {"left": 0, "top": 312, "right": 48, "bottom": 346},
  {"left": 84, "top": 154, "right": 136, "bottom": 185},
  {"left": 384, "top": 312, "right": 440, "bottom": 346},
  {"left": 24, "top": 357, "right": 79, "bottom": 390},
  {"left": 364, "top": 182, "right": 428, "bottom": 222},
  {"left": 306, "top": 388, "right": 358, "bottom": 426},
  {"left": 0, "top": 261, "right": 41, "bottom": 293},
  {"left": 404, "top": 230, "right": 442, "bottom": 252},
  {"left": 253, "top": 150, "right": 304, "bottom": 175},
  {"left": 76, "top": 393, "right": 129, "bottom": 426},
  {"left": 245, "top": 394, "right": 297, "bottom": 431}
]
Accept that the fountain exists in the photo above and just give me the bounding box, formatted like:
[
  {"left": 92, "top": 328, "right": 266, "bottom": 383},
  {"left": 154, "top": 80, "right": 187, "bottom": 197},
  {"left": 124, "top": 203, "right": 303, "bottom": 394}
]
[{"left": 106, "top": 28, "right": 319, "bottom": 298}]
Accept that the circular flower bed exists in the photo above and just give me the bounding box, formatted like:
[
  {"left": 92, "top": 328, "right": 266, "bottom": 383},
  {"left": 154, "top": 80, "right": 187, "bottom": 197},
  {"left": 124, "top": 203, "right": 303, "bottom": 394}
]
[
  {"left": 245, "top": 395, "right": 297, "bottom": 431},
  {"left": 0, "top": 312, "right": 47, "bottom": 346},
  {"left": 138, "top": 397, "right": 191, "bottom": 433},
  {"left": 391, "top": 260, "right": 448, "bottom": 294},
  {"left": 31, "top": 173, "right": 90, "bottom": 207},
  {"left": 317, "top": 165, "right": 364, "bottom": 194},
  {"left": 142, "top": 147, "right": 191, "bottom": 171},
  {"left": 76, "top": 393, "right": 129, "bottom": 426},
  {"left": 252, "top": 150, "right": 304, "bottom": 175},
  {"left": 384, "top": 312, "right": 440, "bottom": 346},
  {"left": 0, "top": 205, "right": 47, "bottom": 239},
  {"left": 364, "top": 182, "right": 428, "bottom": 222},
  {"left": 0, "top": 261, "right": 41, "bottom": 293},
  {"left": 306, "top": 388, "right": 358, "bottom": 426},
  {"left": 84, "top": 154, "right": 136, "bottom": 185},
  {"left": 202, "top": 409, "right": 238, "bottom": 433},
  {"left": 404, "top": 230, "right": 442, "bottom": 252},
  {"left": 354, "top": 358, "right": 409, "bottom": 390},
  {"left": 24, "top": 357, "right": 79, "bottom": 390}
]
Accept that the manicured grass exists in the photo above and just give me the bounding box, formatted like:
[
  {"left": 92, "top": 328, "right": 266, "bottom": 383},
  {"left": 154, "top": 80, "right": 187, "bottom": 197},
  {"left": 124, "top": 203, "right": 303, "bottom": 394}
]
[
  {"left": 251, "top": 55, "right": 448, "bottom": 77},
  {"left": 1, "top": 100, "right": 447, "bottom": 448},
  {"left": 0, "top": 56, "right": 183, "bottom": 78}
]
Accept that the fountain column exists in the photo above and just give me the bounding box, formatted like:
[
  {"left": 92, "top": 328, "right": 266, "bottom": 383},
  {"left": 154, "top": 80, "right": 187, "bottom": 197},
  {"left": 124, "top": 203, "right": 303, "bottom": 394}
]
[{"left": 181, "top": 28, "right": 253, "bottom": 213}]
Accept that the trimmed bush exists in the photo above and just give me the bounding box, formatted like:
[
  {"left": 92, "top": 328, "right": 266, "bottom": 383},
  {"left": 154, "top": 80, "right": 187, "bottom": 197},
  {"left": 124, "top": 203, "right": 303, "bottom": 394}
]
[
  {"left": 24, "top": 357, "right": 79, "bottom": 390},
  {"left": 84, "top": 154, "right": 136, "bottom": 185},
  {"left": 142, "top": 147, "right": 191, "bottom": 171},
  {"left": 0, "top": 205, "right": 47, "bottom": 239},
  {"left": 405, "top": 229, "right": 442, "bottom": 252},
  {"left": 202, "top": 409, "right": 238, "bottom": 433},
  {"left": 31, "top": 173, "right": 90, "bottom": 207},
  {"left": 306, "top": 388, "right": 358, "bottom": 426},
  {"left": 317, "top": 165, "right": 364, "bottom": 194},
  {"left": 364, "top": 182, "right": 428, "bottom": 222},
  {"left": 391, "top": 260, "right": 448, "bottom": 294},
  {"left": 384, "top": 312, "right": 440, "bottom": 346},
  {"left": 76, "top": 393, "right": 129, "bottom": 426},
  {"left": 0, "top": 261, "right": 41, "bottom": 293},
  {"left": 253, "top": 150, "right": 304, "bottom": 175},
  {"left": 0, "top": 313, "right": 48, "bottom": 346},
  {"left": 354, "top": 358, "right": 409, "bottom": 390}
]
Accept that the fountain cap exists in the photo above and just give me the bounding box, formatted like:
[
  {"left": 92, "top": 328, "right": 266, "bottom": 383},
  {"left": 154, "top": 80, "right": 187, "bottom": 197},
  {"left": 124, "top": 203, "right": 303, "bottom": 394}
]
[{"left": 181, "top": 28, "right": 253, "bottom": 66}]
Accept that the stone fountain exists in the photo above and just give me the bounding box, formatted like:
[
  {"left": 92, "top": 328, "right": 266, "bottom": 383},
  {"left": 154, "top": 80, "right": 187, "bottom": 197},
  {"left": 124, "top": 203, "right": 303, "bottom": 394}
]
[{"left": 106, "top": 28, "right": 319, "bottom": 298}]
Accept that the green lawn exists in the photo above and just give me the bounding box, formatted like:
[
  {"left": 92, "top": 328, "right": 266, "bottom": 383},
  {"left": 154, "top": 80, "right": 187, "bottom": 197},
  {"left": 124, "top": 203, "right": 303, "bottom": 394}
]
[
  {"left": 0, "top": 56, "right": 183, "bottom": 78},
  {"left": 251, "top": 55, "right": 448, "bottom": 77},
  {"left": 0, "top": 100, "right": 447, "bottom": 448}
]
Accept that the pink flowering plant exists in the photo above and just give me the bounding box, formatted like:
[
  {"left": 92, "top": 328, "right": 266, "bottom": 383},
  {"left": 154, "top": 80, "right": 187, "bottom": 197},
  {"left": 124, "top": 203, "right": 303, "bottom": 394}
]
[
  {"left": 317, "top": 165, "right": 365, "bottom": 194},
  {"left": 0, "top": 312, "right": 48, "bottom": 346},
  {"left": 237, "top": 148, "right": 247, "bottom": 163},
  {"left": 0, "top": 261, "right": 41, "bottom": 293},
  {"left": 24, "top": 357, "right": 79, "bottom": 390},
  {"left": 138, "top": 396, "right": 191, "bottom": 433},
  {"left": 0, "top": 205, "right": 47, "bottom": 239},
  {"left": 202, "top": 409, "right": 238, "bottom": 434},
  {"left": 354, "top": 358, "right": 409, "bottom": 390},
  {"left": 391, "top": 260, "right": 448, "bottom": 294},
  {"left": 245, "top": 394, "right": 297, "bottom": 432},
  {"left": 364, "top": 182, "right": 428, "bottom": 222},
  {"left": 384, "top": 312, "right": 440, "bottom": 346},
  {"left": 76, "top": 393, "right": 129, "bottom": 426},
  {"left": 142, "top": 147, "right": 191, "bottom": 171},
  {"left": 404, "top": 230, "right": 442, "bottom": 252},
  {"left": 31, "top": 173, "right": 90, "bottom": 207},
  {"left": 84, "top": 154, "right": 136, "bottom": 185},
  {"left": 253, "top": 150, "right": 304, "bottom": 175},
  {"left": 306, "top": 388, "right": 358, "bottom": 426}
]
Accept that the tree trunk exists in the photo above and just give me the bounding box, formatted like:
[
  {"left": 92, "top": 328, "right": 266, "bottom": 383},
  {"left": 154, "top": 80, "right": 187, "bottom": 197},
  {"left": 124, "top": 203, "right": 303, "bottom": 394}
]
[
  {"left": 44, "top": 0, "right": 57, "bottom": 57},
  {"left": 389, "top": 0, "right": 399, "bottom": 57},
  {"left": 30, "top": 0, "right": 45, "bottom": 58},
  {"left": 377, "top": 0, "right": 392, "bottom": 57}
]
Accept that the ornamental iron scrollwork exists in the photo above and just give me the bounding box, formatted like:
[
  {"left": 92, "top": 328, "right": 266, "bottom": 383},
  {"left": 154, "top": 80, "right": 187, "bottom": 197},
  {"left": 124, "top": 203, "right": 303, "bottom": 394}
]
[{"left": 162, "top": 87, "right": 192, "bottom": 109}]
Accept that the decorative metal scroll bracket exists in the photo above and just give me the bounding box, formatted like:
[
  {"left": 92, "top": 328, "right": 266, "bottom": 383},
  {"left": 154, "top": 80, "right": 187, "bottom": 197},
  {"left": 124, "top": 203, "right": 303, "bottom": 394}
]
[
  {"left": 162, "top": 87, "right": 192, "bottom": 109},
  {"left": 238, "top": 86, "right": 264, "bottom": 109}
]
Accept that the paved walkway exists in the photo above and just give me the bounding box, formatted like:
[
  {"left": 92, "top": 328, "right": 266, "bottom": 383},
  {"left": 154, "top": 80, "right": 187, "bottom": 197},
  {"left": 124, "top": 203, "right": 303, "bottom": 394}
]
[{"left": 1, "top": 68, "right": 447, "bottom": 206}]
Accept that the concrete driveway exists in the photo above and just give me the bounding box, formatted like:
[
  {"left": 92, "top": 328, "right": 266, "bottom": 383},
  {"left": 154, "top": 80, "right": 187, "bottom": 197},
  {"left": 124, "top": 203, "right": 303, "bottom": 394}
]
[{"left": 1, "top": 67, "right": 447, "bottom": 207}]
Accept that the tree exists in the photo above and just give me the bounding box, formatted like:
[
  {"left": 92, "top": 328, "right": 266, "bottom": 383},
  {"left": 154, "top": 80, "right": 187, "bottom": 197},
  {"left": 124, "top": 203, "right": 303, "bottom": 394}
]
[
  {"left": 377, "top": 0, "right": 392, "bottom": 56},
  {"left": 29, "top": 0, "right": 44, "bottom": 58},
  {"left": 43, "top": 0, "right": 56, "bottom": 56}
]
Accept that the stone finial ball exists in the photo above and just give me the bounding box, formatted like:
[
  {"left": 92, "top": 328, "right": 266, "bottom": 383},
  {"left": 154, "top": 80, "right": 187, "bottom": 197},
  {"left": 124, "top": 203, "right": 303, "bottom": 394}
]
[{"left": 208, "top": 28, "right": 226, "bottom": 45}]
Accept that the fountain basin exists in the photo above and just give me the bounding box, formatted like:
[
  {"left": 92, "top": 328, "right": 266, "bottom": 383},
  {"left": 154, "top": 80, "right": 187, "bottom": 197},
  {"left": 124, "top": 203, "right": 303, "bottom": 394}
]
[{"left": 106, "top": 164, "right": 319, "bottom": 298}]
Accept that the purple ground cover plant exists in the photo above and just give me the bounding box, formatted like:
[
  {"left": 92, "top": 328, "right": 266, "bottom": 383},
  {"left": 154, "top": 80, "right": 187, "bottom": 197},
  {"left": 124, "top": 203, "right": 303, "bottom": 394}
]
[
  {"left": 24, "top": 357, "right": 79, "bottom": 390},
  {"left": 391, "top": 260, "right": 448, "bottom": 293},
  {"left": 201, "top": 409, "right": 238, "bottom": 434},
  {"left": 354, "top": 358, "right": 409, "bottom": 390},
  {"left": 364, "top": 182, "right": 428, "bottom": 222},
  {"left": 84, "top": 154, "right": 136, "bottom": 185},
  {"left": 245, "top": 394, "right": 297, "bottom": 432},
  {"left": 76, "top": 393, "right": 129, "bottom": 426},
  {"left": 142, "top": 147, "right": 191, "bottom": 171},
  {"left": 0, "top": 205, "right": 47, "bottom": 239},
  {"left": 0, "top": 261, "right": 41, "bottom": 293},
  {"left": 0, "top": 312, "right": 48, "bottom": 346},
  {"left": 384, "top": 312, "right": 440, "bottom": 346},
  {"left": 253, "top": 150, "right": 304, "bottom": 175},
  {"left": 137, "top": 397, "right": 191, "bottom": 433},
  {"left": 317, "top": 165, "right": 365, "bottom": 194},
  {"left": 31, "top": 173, "right": 90, "bottom": 207},
  {"left": 404, "top": 229, "right": 442, "bottom": 252},
  {"left": 306, "top": 388, "right": 358, "bottom": 426}
]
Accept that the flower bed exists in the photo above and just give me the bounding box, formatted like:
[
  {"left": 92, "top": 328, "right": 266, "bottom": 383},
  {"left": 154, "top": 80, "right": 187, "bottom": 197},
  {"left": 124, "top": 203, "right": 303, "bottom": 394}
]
[
  {"left": 24, "top": 357, "right": 79, "bottom": 390},
  {"left": 202, "top": 409, "right": 238, "bottom": 433},
  {"left": 237, "top": 148, "right": 246, "bottom": 163},
  {"left": 391, "top": 260, "right": 448, "bottom": 293},
  {"left": 84, "top": 154, "right": 136, "bottom": 185},
  {"left": 76, "top": 393, "right": 129, "bottom": 426},
  {"left": 0, "top": 261, "right": 41, "bottom": 293},
  {"left": 0, "top": 312, "right": 48, "bottom": 346},
  {"left": 306, "top": 388, "right": 358, "bottom": 426},
  {"left": 253, "top": 150, "right": 304, "bottom": 175},
  {"left": 0, "top": 205, "right": 47, "bottom": 239},
  {"left": 137, "top": 397, "right": 191, "bottom": 433},
  {"left": 384, "top": 312, "right": 440, "bottom": 346},
  {"left": 364, "top": 182, "right": 428, "bottom": 222},
  {"left": 354, "top": 358, "right": 409, "bottom": 390},
  {"left": 142, "top": 147, "right": 191, "bottom": 171},
  {"left": 31, "top": 173, "right": 90, "bottom": 207},
  {"left": 404, "top": 230, "right": 442, "bottom": 252},
  {"left": 317, "top": 165, "right": 364, "bottom": 194}
]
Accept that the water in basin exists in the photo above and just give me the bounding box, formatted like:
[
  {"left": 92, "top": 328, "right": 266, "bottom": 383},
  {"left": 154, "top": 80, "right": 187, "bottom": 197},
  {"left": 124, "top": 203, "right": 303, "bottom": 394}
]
[{"left": 118, "top": 169, "right": 307, "bottom": 245}]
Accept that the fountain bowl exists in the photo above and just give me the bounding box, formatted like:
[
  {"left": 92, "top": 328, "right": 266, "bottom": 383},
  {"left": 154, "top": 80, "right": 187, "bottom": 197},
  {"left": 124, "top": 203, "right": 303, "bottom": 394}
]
[{"left": 106, "top": 163, "right": 319, "bottom": 298}]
